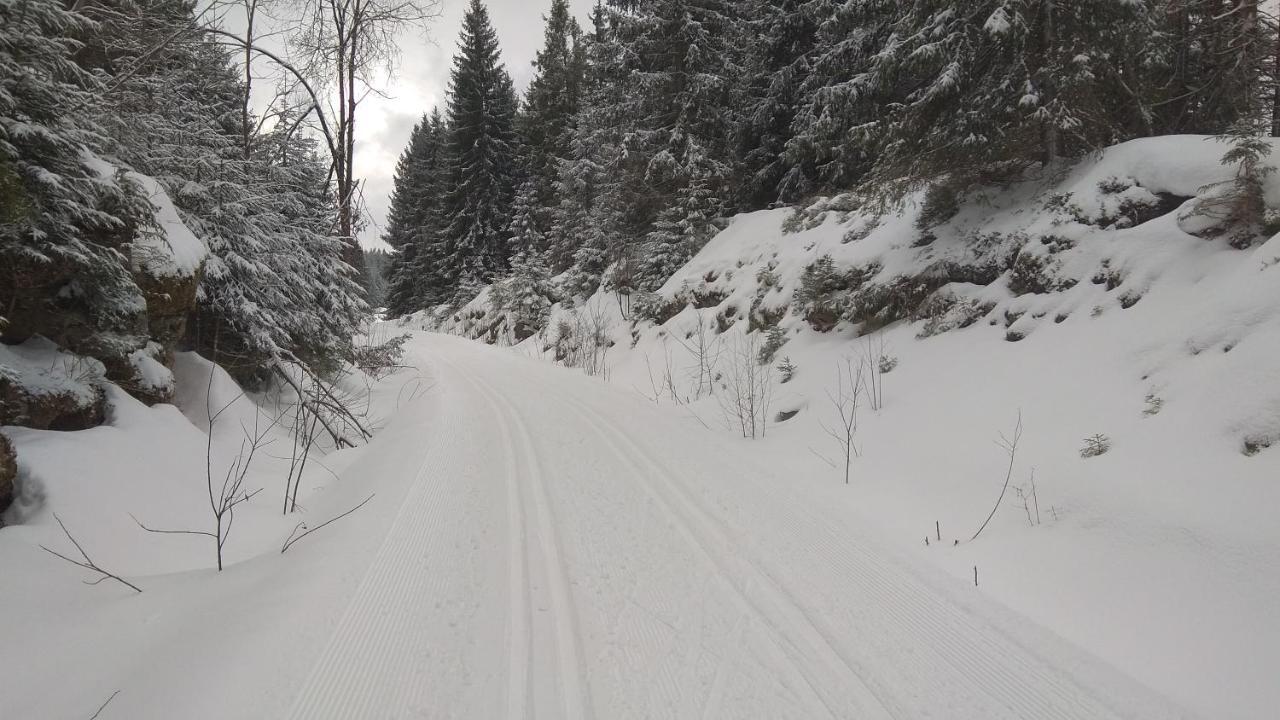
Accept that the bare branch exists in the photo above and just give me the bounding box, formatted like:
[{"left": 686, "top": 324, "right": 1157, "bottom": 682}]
[
  {"left": 40, "top": 514, "right": 142, "bottom": 594},
  {"left": 281, "top": 494, "right": 375, "bottom": 553}
]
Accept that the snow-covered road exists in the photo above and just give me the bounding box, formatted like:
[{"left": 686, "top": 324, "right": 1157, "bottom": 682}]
[{"left": 281, "top": 333, "right": 1191, "bottom": 719}]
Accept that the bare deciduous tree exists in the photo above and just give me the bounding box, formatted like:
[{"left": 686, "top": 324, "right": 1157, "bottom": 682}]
[
  {"left": 133, "top": 370, "right": 278, "bottom": 571},
  {"left": 821, "top": 357, "right": 864, "bottom": 484},
  {"left": 717, "top": 333, "right": 773, "bottom": 439},
  {"left": 289, "top": 0, "right": 441, "bottom": 267}
]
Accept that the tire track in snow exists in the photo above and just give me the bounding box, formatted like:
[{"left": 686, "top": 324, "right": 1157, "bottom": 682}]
[
  {"left": 454, "top": 361, "right": 591, "bottom": 720},
  {"left": 560, "top": 394, "right": 890, "bottom": 720}
]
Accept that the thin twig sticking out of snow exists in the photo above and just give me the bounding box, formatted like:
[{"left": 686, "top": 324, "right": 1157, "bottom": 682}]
[
  {"left": 39, "top": 514, "right": 142, "bottom": 593},
  {"left": 969, "top": 411, "right": 1023, "bottom": 543},
  {"left": 281, "top": 493, "right": 375, "bottom": 553},
  {"left": 88, "top": 690, "right": 120, "bottom": 720}
]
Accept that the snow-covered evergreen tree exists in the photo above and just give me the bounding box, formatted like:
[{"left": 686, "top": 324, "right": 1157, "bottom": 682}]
[
  {"left": 385, "top": 110, "right": 448, "bottom": 317},
  {"left": 0, "top": 0, "right": 151, "bottom": 354},
  {"left": 491, "top": 249, "right": 556, "bottom": 340},
  {"left": 84, "top": 0, "right": 365, "bottom": 380},
  {"left": 735, "top": 0, "right": 821, "bottom": 208},
  {"left": 1154, "top": 0, "right": 1275, "bottom": 135},
  {"left": 605, "top": 0, "right": 745, "bottom": 289},
  {"left": 519, "top": 0, "right": 584, "bottom": 236},
  {"left": 439, "top": 0, "right": 520, "bottom": 291},
  {"left": 864, "top": 0, "right": 1156, "bottom": 189},
  {"left": 549, "top": 1, "right": 622, "bottom": 287},
  {"left": 782, "top": 0, "right": 897, "bottom": 198}
]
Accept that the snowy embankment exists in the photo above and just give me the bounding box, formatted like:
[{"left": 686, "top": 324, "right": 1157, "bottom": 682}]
[{"left": 422, "top": 136, "right": 1280, "bottom": 719}]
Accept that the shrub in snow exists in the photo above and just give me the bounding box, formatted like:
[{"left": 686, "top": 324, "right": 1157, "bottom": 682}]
[
  {"left": 1080, "top": 434, "right": 1112, "bottom": 458},
  {"left": 1007, "top": 249, "right": 1061, "bottom": 296},
  {"left": 757, "top": 326, "right": 787, "bottom": 365},
  {"left": 632, "top": 289, "right": 689, "bottom": 326},
  {"left": 915, "top": 180, "right": 962, "bottom": 230},
  {"left": 491, "top": 252, "right": 557, "bottom": 340},
  {"left": 1177, "top": 127, "right": 1276, "bottom": 249},
  {"left": 0, "top": 433, "right": 14, "bottom": 521},
  {"left": 755, "top": 265, "right": 779, "bottom": 289},
  {"left": 1143, "top": 392, "right": 1164, "bottom": 417},
  {"left": 796, "top": 255, "right": 847, "bottom": 331},
  {"left": 776, "top": 356, "right": 796, "bottom": 384},
  {"left": 878, "top": 354, "right": 899, "bottom": 375},
  {"left": 915, "top": 291, "right": 993, "bottom": 339},
  {"left": 1242, "top": 435, "right": 1275, "bottom": 457}
]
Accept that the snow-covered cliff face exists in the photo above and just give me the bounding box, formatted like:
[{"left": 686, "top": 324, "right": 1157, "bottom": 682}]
[{"left": 418, "top": 135, "right": 1280, "bottom": 717}]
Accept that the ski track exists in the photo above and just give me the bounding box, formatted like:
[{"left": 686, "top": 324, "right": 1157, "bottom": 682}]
[
  {"left": 279, "top": 334, "right": 1193, "bottom": 719},
  {"left": 454, "top": 360, "right": 591, "bottom": 720}
]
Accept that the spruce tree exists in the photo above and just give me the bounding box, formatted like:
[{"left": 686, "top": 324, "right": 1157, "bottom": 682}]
[
  {"left": 85, "top": 0, "right": 365, "bottom": 380},
  {"left": 736, "top": 0, "right": 821, "bottom": 208},
  {"left": 440, "top": 0, "right": 520, "bottom": 294},
  {"left": 552, "top": 1, "right": 624, "bottom": 290},
  {"left": 783, "top": 0, "right": 897, "bottom": 199},
  {"left": 520, "top": 0, "right": 585, "bottom": 236},
  {"left": 0, "top": 0, "right": 151, "bottom": 353},
  {"left": 865, "top": 0, "right": 1155, "bottom": 189},
  {"left": 385, "top": 110, "right": 447, "bottom": 317},
  {"left": 606, "top": 0, "right": 745, "bottom": 290}
]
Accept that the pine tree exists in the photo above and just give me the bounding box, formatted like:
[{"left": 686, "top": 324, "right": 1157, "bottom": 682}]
[
  {"left": 385, "top": 110, "right": 447, "bottom": 317},
  {"left": 0, "top": 0, "right": 151, "bottom": 353},
  {"left": 440, "top": 0, "right": 520, "bottom": 293},
  {"left": 606, "top": 0, "right": 745, "bottom": 290},
  {"left": 864, "top": 1, "right": 1156, "bottom": 190},
  {"left": 783, "top": 0, "right": 897, "bottom": 199},
  {"left": 736, "top": 0, "right": 821, "bottom": 208},
  {"left": 520, "top": 0, "right": 585, "bottom": 236}
]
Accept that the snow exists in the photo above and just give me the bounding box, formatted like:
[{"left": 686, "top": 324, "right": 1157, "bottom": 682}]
[
  {"left": 3, "top": 135, "right": 1278, "bottom": 719},
  {"left": 127, "top": 170, "right": 207, "bottom": 277},
  {"left": 0, "top": 336, "right": 1199, "bottom": 719},
  {"left": 128, "top": 342, "right": 175, "bottom": 395},
  {"left": 81, "top": 151, "right": 207, "bottom": 277},
  {"left": 0, "top": 337, "right": 104, "bottom": 406},
  {"left": 417, "top": 135, "right": 1280, "bottom": 719}
]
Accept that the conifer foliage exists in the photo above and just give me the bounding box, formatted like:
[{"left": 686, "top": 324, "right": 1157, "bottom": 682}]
[{"left": 378, "top": 0, "right": 1279, "bottom": 336}]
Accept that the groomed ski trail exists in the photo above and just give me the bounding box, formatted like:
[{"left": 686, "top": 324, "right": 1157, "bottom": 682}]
[{"left": 281, "top": 332, "right": 1196, "bottom": 720}]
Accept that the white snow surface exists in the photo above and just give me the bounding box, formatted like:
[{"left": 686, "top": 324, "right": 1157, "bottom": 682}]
[
  {"left": 0, "top": 336, "right": 1203, "bottom": 719},
  {"left": 417, "top": 136, "right": 1280, "bottom": 719},
  {"left": 3, "top": 135, "right": 1278, "bottom": 719},
  {"left": 0, "top": 337, "right": 104, "bottom": 405},
  {"left": 127, "top": 170, "right": 207, "bottom": 277}
]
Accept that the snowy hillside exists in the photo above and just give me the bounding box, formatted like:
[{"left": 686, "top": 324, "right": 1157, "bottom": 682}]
[{"left": 418, "top": 136, "right": 1280, "bottom": 719}]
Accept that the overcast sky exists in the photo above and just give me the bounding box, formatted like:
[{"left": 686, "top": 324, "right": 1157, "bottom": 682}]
[{"left": 350, "top": 0, "right": 597, "bottom": 251}]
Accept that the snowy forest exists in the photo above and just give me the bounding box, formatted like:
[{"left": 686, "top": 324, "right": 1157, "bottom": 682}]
[
  {"left": 5, "top": 1, "right": 1280, "bottom": 718},
  {"left": 383, "top": 0, "right": 1279, "bottom": 327}
]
